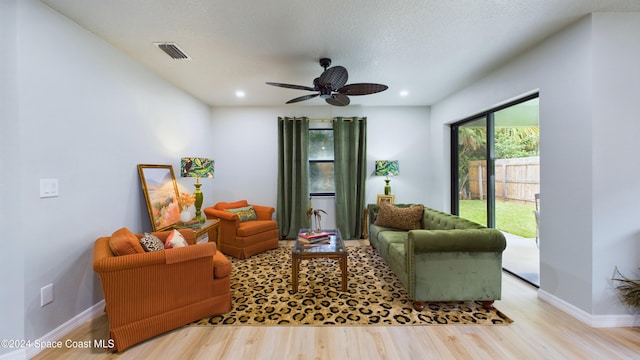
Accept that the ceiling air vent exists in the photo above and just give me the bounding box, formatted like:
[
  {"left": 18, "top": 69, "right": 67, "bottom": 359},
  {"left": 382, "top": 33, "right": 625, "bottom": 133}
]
[{"left": 154, "top": 42, "right": 191, "bottom": 60}]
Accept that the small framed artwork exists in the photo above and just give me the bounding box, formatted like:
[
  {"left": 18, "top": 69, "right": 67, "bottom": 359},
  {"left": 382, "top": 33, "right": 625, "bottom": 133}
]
[
  {"left": 377, "top": 194, "right": 395, "bottom": 205},
  {"left": 137, "top": 164, "right": 181, "bottom": 231}
]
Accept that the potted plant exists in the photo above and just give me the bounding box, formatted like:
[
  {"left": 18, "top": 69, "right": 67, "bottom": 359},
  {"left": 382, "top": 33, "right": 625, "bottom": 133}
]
[{"left": 613, "top": 267, "right": 640, "bottom": 310}]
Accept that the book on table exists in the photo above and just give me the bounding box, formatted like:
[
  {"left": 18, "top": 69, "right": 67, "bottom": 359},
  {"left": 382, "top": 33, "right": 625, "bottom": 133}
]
[
  {"left": 299, "top": 231, "right": 330, "bottom": 239},
  {"left": 298, "top": 232, "right": 330, "bottom": 244},
  {"left": 299, "top": 238, "right": 330, "bottom": 247}
]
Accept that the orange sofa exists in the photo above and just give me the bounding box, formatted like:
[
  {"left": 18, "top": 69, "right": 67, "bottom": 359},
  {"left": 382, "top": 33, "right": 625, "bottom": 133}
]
[
  {"left": 93, "top": 228, "right": 231, "bottom": 352},
  {"left": 204, "top": 200, "right": 279, "bottom": 259}
]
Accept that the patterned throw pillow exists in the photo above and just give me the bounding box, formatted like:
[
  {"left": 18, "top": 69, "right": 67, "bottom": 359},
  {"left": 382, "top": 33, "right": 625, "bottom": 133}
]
[
  {"left": 374, "top": 203, "right": 424, "bottom": 230},
  {"left": 225, "top": 205, "right": 258, "bottom": 222},
  {"left": 165, "top": 229, "right": 188, "bottom": 249},
  {"left": 140, "top": 232, "right": 164, "bottom": 252}
]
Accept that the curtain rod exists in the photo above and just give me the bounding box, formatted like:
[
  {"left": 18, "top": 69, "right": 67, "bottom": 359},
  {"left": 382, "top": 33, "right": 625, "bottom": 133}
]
[
  {"left": 279, "top": 117, "right": 365, "bottom": 121},
  {"left": 309, "top": 117, "right": 363, "bottom": 121}
]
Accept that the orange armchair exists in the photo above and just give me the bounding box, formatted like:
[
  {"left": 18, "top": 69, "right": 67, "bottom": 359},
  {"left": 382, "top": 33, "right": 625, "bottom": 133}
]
[
  {"left": 93, "top": 228, "right": 231, "bottom": 352},
  {"left": 204, "top": 200, "right": 279, "bottom": 259}
]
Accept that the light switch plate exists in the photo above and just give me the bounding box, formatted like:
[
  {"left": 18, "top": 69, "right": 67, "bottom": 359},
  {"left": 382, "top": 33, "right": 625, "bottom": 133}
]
[
  {"left": 41, "top": 283, "right": 53, "bottom": 307},
  {"left": 40, "top": 179, "right": 59, "bottom": 198}
]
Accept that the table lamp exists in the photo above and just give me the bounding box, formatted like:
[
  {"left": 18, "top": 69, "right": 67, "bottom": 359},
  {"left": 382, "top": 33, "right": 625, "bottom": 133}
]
[
  {"left": 181, "top": 157, "right": 214, "bottom": 223},
  {"left": 374, "top": 160, "right": 399, "bottom": 195}
]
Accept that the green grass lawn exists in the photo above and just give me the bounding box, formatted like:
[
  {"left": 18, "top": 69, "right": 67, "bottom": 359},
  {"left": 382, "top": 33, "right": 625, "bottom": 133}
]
[{"left": 459, "top": 200, "right": 537, "bottom": 238}]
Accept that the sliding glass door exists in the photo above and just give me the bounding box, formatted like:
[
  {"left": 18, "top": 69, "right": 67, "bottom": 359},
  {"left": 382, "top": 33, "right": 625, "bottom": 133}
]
[
  {"left": 455, "top": 116, "right": 489, "bottom": 227},
  {"left": 452, "top": 95, "right": 540, "bottom": 286}
]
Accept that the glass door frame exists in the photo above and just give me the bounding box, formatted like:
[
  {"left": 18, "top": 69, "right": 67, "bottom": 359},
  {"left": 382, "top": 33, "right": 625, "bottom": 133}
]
[{"left": 450, "top": 92, "right": 539, "bottom": 223}]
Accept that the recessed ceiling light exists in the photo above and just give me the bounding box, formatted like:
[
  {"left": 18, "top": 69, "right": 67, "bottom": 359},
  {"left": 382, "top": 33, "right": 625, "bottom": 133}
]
[
  {"left": 400, "top": 90, "right": 409, "bottom": 97},
  {"left": 235, "top": 90, "right": 245, "bottom": 98}
]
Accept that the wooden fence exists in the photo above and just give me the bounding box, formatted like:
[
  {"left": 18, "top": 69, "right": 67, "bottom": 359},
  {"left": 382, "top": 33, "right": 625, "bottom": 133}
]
[{"left": 467, "top": 156, "right": 539, "bottom": 205}]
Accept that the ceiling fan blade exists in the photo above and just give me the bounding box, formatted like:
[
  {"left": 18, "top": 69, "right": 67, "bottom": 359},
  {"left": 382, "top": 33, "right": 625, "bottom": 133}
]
[
  {"left": 325, "top": 93, "right": 350, "bottom": 106},
  {"left": 286, "top": 93, "right": 319, "bottom": 104},
  {"left": 266, "top": 82, "right": 316, "bottom": 92},
  {"left": 319, "top": 66, "right": 348, "bottom": 90},
  {"left": 337, "top": 83, "right": 388, "bottom": 96}
]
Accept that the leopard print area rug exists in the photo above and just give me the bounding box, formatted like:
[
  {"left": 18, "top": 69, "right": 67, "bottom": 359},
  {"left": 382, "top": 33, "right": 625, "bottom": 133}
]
[{"left": 193, "top": 245, "right": 512, "bottom": 326}]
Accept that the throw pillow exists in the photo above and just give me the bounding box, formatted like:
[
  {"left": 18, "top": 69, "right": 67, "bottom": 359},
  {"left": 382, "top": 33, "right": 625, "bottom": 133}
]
[
  {"left": 374, "top": 203, "right": 424, "bottom": 231},
  {"left": 140, "top": 232, "right": 165, "bottom": 252},
  {"left": 165, "top": 229, "right": 188, "bottom": 249},
  {"left": 108, "top": 227, "right": 145, "bottom": 256},
  {"left": 225, "top": 205, "right": 258, "bottom": 222}
]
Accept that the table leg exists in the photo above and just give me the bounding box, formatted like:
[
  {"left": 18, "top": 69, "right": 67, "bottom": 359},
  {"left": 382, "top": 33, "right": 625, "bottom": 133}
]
[
  {"left": 292, "top": 253, "right": 299, "bottom": 293},
  {"left": 340, "top": 253, "right": 347, "bottom": 292}
]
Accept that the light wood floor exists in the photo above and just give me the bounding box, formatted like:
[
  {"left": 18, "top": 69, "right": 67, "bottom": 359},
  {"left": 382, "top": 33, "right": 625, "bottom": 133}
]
[{"left": 33, "top": 242, "right": 640, "bottom": 360}]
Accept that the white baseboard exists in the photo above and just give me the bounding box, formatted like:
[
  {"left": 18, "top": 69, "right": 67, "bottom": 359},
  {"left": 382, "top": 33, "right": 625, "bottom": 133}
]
[
  {"left": 538, "top": 290, "right": 640, "bottom": 327},
  {"left": 21, "top": 300, "right": 105, "bottom": 359},
  {"left": 0, "top": 349, "right": 26, "bottom": 360}
]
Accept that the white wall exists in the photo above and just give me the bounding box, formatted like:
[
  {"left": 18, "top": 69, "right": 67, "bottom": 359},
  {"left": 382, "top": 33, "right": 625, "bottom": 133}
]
[
  {"left": 590, "top": 13, "right": 640, "bottom": 314},
  {"left": 0, "top": 0, "right": 26, "bottom": 357},
  {"left": 10, "top": 0, "right": 215, "bottom": 344},
  {"left": 209, "top": 106, "right": 430, "bottom": 230},
  {"left": 431, "top": 13, "right": 640, "bottom": 318}
]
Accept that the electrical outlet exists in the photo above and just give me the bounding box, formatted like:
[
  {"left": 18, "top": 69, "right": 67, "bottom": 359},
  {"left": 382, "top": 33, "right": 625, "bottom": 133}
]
[{"left": 41, "top": 283, "right": 53, "bottom": 307}]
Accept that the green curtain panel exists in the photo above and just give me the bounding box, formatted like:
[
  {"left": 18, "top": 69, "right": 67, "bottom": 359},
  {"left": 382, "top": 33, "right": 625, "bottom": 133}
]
[
  {"left": 277, "top": 117, "right": 310, "bottom": 239},
  {"left": 333, "top": 117, "right": 367, "bottom": 239}
]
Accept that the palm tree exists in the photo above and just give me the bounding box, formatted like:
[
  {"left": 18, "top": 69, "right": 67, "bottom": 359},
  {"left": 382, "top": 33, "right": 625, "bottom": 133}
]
[{"left": 458, "top": 127, "right": 486, "bottom": 199}]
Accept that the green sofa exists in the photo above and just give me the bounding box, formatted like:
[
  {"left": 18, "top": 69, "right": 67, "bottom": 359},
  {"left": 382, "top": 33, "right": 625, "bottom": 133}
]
[{"left": 367, "top": 203, "right": 507, "bottom": 311}]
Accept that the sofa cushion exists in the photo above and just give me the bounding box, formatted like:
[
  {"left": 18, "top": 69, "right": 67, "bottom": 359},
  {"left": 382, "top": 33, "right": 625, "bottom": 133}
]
[
  {"left": 109, "top": 227, "right": 145, "bottom": 256},
  {"left": 237, "top": 220, "right": 278, "bottom": 237},
  {"left": 374, "top": 229, "right": 408, "bottom": 260},
  {"left": 165, "top": 229, "right": 189, "bottom": 249},
  {"left": 374, "top": 203, "right": 424, "bottom": 230},
  {"left": 387, "top": 242, "right": 408, "bottom": 284},
  {"left": 225, "top": 205, "right": 258, "bottom": 222},
  {"left": 139, "top": 232, "right": 165, "bottom": 252}
]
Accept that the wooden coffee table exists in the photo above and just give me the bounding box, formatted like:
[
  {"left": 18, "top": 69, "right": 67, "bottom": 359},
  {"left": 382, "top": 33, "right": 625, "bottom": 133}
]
[{"left": 292, "top": 229, "right": 347, "bottom": 293}]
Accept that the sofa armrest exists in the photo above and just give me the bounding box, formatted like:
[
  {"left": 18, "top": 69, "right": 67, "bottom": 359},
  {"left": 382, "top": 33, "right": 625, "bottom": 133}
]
[
  {"left": 367, "top": 204, "right": 379, "bottom": 225},
  {"left": 407, "top": 229, "right": 506, "bottom": 253},
  {"left": 204, "top": 207, "right": 241, "bottom": 244},
  {"left": 251, "top": 204, "right": 275, "bottom": 220},
  {"left": 204, "top": 207, "right": 239, "bottom": 222},
  {"left": 405, "top": 228, "right": 505, "bottom": 303},
  {"left": 94, "top": 239, "right": 216, "bottom": 272}
]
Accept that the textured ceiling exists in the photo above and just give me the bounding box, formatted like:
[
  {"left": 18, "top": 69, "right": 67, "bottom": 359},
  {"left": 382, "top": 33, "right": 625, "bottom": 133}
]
[{"left": 40, "top": 0, "right": 640, "bottom": 107}]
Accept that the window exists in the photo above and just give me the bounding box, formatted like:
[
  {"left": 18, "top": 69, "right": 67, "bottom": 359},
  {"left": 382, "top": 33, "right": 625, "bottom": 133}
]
[{"left": 309, "top": 129, "right": 334, "bottom": 195}]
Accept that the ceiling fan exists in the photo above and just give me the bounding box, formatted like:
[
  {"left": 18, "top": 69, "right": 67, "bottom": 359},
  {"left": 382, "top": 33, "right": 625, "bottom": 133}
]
[{"left": 266, "top": 58, "right": 388, "bottom": 106}]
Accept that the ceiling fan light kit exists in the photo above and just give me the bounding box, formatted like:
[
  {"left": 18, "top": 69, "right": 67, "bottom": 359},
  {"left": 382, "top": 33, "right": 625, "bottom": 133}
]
[{"left": 266, "top": 58, "right": 388, "bottom": 106}]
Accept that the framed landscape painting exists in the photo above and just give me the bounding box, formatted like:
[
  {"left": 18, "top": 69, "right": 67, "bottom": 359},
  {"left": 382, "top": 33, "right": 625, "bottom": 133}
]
[
  {"left": 137, "top": 164, "right": 180, "bottom": 231},
  {"left": 376, "top": 194, "right": 395, "bottom": 205}
]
